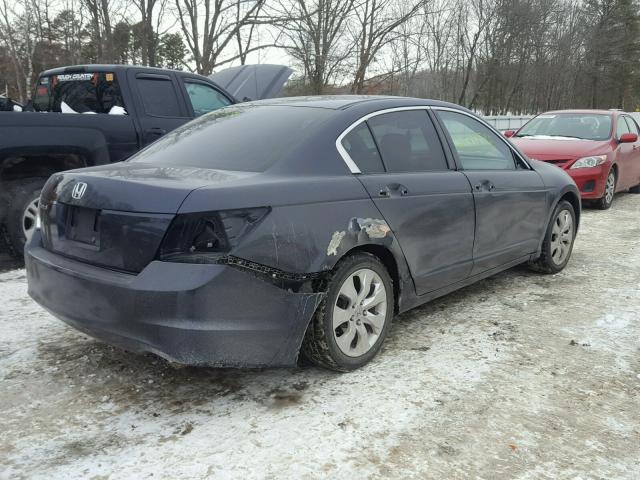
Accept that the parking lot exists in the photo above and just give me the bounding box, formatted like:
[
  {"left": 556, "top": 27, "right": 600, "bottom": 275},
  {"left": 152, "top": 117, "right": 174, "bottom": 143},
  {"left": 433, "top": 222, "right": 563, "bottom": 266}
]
[{"left": 1, "top": 195, "right": 639, "bottom": 479}]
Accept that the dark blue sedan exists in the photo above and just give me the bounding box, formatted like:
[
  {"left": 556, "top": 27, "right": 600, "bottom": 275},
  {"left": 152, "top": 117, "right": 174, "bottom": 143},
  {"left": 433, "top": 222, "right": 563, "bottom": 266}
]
[{"left": 26, "top": 96, "right": 580, "bottom": 371}]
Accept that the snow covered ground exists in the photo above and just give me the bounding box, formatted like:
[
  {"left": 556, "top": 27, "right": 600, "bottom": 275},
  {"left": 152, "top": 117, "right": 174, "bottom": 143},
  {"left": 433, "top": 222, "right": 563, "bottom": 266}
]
[{"left": 1, "top": 195, "right": 639, "bottom": 479}]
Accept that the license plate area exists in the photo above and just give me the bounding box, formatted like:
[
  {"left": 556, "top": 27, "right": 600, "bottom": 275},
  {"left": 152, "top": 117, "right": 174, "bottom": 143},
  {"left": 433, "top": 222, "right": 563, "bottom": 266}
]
[{"left": 65, "top": 206, "right": 100, "bottom": 246}]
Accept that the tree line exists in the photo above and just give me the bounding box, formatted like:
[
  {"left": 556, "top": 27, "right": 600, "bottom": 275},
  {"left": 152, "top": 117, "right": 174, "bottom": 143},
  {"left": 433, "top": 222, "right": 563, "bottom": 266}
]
[{"left": 1, "top": 0, "right": 639, "bottom": 114}]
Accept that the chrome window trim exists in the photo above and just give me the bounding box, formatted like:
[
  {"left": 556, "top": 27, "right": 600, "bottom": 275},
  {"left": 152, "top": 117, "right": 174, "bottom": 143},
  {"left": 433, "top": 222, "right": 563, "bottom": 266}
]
[
  {"left": 430, "top": 106, "right": 532, "bottom": 170},
  {"left": 336, "top": 106, "right": 433, "bottom": 174},
  {"left": 335, "top": 105, "right": 532, "bottom": 174}
]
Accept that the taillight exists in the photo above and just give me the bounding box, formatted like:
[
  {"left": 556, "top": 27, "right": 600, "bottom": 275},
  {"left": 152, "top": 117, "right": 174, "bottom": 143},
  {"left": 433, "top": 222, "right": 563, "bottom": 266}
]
[{"left": 158, "top": 207, "right": 270, "bottom": 263}]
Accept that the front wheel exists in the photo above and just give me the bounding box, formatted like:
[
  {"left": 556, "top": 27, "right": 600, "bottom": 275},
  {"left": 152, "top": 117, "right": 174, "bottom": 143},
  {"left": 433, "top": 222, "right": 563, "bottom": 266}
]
[
  {"left": 594, "top": 169, "right": 616, "bottom": 210},
  {"left": 301, "top": 253, "right": 394, "bottom": 372},
  {"left": 529, "top": 200, "right": 576, "bottom": 274}
]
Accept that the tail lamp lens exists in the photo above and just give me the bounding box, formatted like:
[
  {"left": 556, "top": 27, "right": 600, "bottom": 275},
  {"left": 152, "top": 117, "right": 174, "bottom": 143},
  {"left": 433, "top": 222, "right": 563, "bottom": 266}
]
[{"left": 158, "top": 207, "right": 269, "bottom": 263}]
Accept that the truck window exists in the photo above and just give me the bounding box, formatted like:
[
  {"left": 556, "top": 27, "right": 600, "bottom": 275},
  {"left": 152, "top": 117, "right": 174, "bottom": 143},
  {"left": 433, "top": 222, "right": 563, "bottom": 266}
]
[
  {"left": 136, "top": 78, "right": 182, "bottom": 117},
  {"left": 184, "top": 82, "right": 231, "bottom": 117},
  {"left": 33, "top": 72, "right": 126, "bottom": 114}
]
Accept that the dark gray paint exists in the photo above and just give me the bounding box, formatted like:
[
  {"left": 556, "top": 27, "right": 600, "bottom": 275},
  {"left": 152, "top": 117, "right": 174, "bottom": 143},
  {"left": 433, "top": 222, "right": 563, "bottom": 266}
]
[{"left": 26, "top": 96, "right": 581, "bottom": 367}]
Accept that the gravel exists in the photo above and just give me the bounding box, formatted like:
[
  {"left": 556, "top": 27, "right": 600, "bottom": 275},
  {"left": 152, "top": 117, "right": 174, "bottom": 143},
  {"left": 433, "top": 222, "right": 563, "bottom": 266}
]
[{"left": 1, "top": 194, "right": 639, "bottom": 479}]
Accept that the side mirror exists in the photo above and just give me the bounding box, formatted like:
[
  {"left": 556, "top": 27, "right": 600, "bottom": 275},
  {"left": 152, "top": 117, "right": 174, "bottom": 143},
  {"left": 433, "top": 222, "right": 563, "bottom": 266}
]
[
  {"left": 619, "top": 132, "right": 638, "bottom": 143},
  {"left": 503, "top": 130, "right": 516, "bottom": 138}
]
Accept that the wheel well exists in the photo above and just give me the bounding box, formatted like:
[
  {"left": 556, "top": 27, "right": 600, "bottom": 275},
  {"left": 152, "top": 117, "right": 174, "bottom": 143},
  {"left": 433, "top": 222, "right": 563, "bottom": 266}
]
[
  {"left": 560, "top": 192, "right": 580, "bottom": 229},
  {"left": 0, "top": 154, "right": 87, "bottom": 181},
  {"left": 341, "top": 244, "right": 401, "bottom": 313}
]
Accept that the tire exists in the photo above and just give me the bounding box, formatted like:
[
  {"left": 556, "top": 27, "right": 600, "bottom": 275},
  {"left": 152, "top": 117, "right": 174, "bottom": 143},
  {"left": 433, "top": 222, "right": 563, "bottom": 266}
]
[
  {"left": 4, "top": 177, "right": 47, "bottom": 257},
  {"left": 594, "top": 169, "right": 616, "bottom": 210},
  {"left": 301, "top": 252, "right": 395, "bottom": 372},
  {"left": 629, "top": 184, "right": 640, "bottom": 194},
  {"left": 529, "top": 200, "right": 576, "bottom": 274}
]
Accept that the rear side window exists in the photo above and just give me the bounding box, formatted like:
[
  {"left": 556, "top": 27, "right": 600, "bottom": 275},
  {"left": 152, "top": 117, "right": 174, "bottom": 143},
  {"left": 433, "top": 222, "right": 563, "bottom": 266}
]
[
  {"left": 130, "top": 105, "right": 333, "bottom": 172},
  {"left": 341, "top": 123, "right": 385, "bottom": 173},
  {"left": 367, "top": 110, "right": 448, "bottom": 172},
  {"left": 136, "top": 77, "right": 182, "bottom": 117},
  {"left": 33, "top": 72, "right": 126, "bottom": 114},
  {"left": 184, "top": 82, "right": 231, "bottom": 117},
  {"left": 437, "top": 111, "right": 516, "bottom": 170}
]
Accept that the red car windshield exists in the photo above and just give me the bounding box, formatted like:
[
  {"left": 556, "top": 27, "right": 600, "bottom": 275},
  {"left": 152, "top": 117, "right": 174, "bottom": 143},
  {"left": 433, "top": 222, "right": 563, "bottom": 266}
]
[{"left": 516, "top": 113, "right": 612, "bottom": 141}]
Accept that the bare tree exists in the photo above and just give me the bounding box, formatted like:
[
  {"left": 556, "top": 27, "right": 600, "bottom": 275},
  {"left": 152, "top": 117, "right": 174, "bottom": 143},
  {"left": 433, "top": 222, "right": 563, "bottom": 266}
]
[
  {"left": 175, "top": 0, "right": 268, "bottom": 75},
  {"left": 132, "top": 0, "right": 172, "bottom": 66},
  {"left": 275, "top": 0, "right": 357, "bottom": 94},
  {"left": 350, "top": 0, "right": 421, "bottom": 93}
]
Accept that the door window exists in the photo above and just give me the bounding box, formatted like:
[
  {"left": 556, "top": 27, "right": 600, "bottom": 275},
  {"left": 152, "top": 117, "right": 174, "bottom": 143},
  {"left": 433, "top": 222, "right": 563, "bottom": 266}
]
[
  {"left": 367, "top": 110, "right": 448, "bottom": 172},
  {"left": 622, "top": 116, "right": 639, "bottom": 136},
  {"left": 341, "top": 123, "right": 385, "bottom": 173},
  {"left": 616, "top": 117, "right": 632, "bottom": 139},
  {"left": 184, "top": 82, "right": 232, "bottom": 117},
  {"left": 136, "top": 77, "right": 182, "bottom": 117},
  {"left": 437, "top": 111, "right": 516, "bottom": 170}
]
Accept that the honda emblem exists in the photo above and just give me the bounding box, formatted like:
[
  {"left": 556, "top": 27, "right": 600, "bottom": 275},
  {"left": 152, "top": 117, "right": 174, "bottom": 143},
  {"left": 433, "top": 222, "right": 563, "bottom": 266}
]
[{"left": 71, "top": 182, "right": 87, "bottom": 200}]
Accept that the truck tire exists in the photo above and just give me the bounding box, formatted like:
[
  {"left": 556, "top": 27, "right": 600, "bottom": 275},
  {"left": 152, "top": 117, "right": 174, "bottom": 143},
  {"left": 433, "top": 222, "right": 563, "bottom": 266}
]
[{"left": 4, "top": 177, "right": 47, "bottom": 257}]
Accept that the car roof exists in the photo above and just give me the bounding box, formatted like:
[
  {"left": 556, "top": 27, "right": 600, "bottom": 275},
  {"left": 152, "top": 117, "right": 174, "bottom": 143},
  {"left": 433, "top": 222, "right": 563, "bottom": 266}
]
[
  {"left": 541, "top": 109, "right": 616, "bottom": 116},
  {"left": 249, "top": 95, "right": 468, "bottom": 111}
]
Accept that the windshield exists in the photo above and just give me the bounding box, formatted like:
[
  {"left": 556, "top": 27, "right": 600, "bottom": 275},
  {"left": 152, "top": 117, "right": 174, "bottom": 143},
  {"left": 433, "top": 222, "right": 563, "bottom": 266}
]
[
  {"left": 33, "top": 72, "right": 126, "bottom": 114},
  {"left": 516, "top": 113, "right": 612, "bottom": 141},
  {"left": 129, "top": 105, "right": 333, "bottom": 172}
]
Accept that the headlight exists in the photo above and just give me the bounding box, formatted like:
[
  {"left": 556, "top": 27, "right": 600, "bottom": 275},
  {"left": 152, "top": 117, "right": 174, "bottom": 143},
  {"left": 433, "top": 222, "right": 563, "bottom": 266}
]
[
  {"left": 158, "top": 207, "right": 270, "bottom": 263},
  {"left": 570, "top": 155, "right": 607, "bottom": 169}
]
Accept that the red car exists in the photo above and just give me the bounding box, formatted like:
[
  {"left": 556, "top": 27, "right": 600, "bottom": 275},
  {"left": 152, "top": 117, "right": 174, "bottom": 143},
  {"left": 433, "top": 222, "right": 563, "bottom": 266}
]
[{"left": 505, "top": 110, "right": 640, "bottom": 209}]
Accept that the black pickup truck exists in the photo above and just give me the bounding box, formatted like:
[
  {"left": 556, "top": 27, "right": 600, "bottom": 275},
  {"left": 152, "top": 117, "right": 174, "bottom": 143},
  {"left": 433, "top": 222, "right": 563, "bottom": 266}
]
[{"left": 0, "top": 63, "right": 292, "bottom": 255}]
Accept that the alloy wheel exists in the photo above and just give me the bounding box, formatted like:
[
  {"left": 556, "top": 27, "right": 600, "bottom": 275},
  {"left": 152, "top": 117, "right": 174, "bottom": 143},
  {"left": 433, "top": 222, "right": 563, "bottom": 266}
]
[
  {"left": 604, "top": 171, "right": 615, "bottom": 205},
  {"left": 333, "top": 268, "right": 388, "bottom": 357},
  {"left": 550, "top": 209, "right": 574, "bottom": 265},
  {"left": 22, "top": 197, "right": 39, "bottom": 241}
]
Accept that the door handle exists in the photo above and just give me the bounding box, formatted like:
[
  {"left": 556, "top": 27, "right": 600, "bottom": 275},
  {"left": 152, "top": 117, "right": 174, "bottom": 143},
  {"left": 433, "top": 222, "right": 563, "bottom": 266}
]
[
  {"left": 474, "top": 181, "right": 496, "bottom": 192},
  {"left": 145, "top": 127, "right": 167, "bottom": 136},
  {"left": 379, "top": 183, "right": 409, "bottom": 197}
]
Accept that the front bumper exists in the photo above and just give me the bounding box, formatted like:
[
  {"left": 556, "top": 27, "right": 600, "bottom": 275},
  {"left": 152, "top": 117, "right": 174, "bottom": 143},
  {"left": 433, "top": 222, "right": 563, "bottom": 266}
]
[
  {"left": 25, "top": 232, "right": 324, "bottom": 367},
  {"left": 566, "top": 165, "right": 608, "bottom": 199}
]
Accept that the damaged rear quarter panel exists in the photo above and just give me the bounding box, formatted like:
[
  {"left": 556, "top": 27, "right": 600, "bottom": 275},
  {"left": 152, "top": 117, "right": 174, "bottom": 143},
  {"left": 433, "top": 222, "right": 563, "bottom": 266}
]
[{"left": 179, "top": 172, "right": 415, "bottom": 300}]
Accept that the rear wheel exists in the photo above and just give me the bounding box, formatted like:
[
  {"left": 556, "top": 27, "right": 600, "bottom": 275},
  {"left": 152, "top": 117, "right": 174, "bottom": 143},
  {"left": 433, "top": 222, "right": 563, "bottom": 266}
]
[
  {"left": 302, "top": 253, "right": 394, "bottom": 372},
  {"left": 629, "top": 184, "right": 640, "bottom": 194},
  {"left": 594, "top": 169, "right": 616, "bottom": 210},
  {"left": 529, "top": 200, "right": 576, "bottom": 274},
  {"left": 4, "top": 177, "right": 47, "bottom": 257}
]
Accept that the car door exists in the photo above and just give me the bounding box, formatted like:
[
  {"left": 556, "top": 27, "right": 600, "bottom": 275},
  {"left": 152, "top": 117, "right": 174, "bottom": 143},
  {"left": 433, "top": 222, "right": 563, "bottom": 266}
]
[
  {"left": 433, "top": 108, "right": 547, "bottom": 275},
  {"left": 615, "top": 115, "right": 640, "bottom": 190},
  {"left": 623, "top": 115, "right": 640, "bottom": 188},
  {"left": 128, "top": 70, "right": 190, "bottom": 146},
  {"left": 340, "top": 108, "right": 475, "bottom": 296}
]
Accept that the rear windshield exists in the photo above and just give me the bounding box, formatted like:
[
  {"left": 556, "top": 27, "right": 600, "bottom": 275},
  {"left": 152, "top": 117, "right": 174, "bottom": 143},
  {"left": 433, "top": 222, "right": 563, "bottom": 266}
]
[
  {"left": 33, "top": 72, "right": 126, "bottom": 114},
  {"left": 129, "top": 105, "right": 333, "bottom": 172},
  {"left": 516, "top": 113, "right": 612, "bottom": 141}
]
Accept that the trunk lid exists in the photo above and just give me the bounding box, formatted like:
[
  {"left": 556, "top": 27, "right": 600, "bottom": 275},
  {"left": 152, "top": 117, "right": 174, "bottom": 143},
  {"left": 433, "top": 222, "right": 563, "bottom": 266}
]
[{"left": 39, "top": 163, "right": 254, "bottom": 272}]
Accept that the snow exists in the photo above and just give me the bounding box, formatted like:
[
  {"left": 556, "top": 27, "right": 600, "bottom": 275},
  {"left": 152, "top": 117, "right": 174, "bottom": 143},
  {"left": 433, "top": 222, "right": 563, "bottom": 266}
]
[{"left": 1, "top": 195, "right": 640, "bottom": 479}]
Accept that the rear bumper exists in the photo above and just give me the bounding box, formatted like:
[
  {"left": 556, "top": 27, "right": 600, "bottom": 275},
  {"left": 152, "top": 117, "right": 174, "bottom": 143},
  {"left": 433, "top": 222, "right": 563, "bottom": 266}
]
[
  {"left": 25, "top": 232, "right": 324, "bottom": 367},
  {"left": 566, "top": 165, "right": 608, "bottom": 199}
]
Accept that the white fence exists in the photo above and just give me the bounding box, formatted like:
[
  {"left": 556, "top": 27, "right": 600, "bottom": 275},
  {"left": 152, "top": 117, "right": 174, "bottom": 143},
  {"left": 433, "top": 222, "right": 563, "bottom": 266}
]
[{"left": 482, "top": 115, "right": 534, "bottom": 131}]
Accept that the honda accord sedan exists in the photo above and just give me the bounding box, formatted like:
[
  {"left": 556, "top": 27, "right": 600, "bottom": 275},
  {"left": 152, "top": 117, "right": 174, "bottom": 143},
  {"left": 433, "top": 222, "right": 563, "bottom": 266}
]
[
  {"left": 26, "top": 97, "right": 580, "bottom": 371},
  {"left": 506, "top": 110, "right": 640, "bottom": 209}
]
